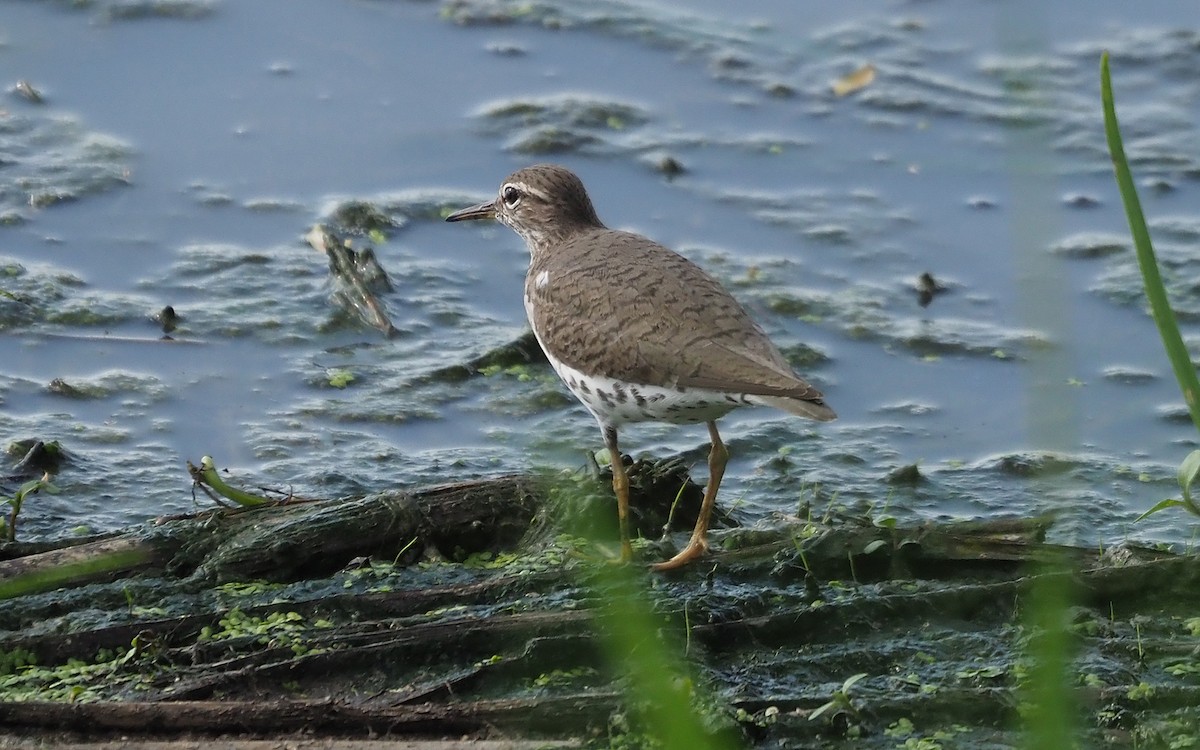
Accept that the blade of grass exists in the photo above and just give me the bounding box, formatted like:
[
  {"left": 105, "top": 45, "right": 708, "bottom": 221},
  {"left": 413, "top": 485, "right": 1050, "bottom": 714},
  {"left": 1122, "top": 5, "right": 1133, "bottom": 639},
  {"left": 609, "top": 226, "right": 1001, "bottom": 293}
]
[
  {"left": 1022, "top": 560, "right": 1076, "bottom": 750},
  {"left": 592, "top": 564, "right": 733, "bottom": 750},
  {"left": 1102, "top": 52, "right": 1200, "bottom": 518},
  {"left": 1101, "top": 52, "right": 1200, "bottom": 431}
]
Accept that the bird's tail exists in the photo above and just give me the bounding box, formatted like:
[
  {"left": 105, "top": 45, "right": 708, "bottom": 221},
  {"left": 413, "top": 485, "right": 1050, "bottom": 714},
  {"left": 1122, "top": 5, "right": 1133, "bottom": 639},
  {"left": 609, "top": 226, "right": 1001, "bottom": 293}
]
[{"left": 755, "top": 395, "right": 837, "bottom": 422}]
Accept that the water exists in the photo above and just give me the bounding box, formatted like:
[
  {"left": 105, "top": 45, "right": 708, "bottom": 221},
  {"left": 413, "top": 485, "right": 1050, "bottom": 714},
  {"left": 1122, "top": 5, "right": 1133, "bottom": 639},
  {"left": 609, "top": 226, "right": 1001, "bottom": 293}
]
[{"left": 1, "top": 0, "right": 1198, "bottom": 548}]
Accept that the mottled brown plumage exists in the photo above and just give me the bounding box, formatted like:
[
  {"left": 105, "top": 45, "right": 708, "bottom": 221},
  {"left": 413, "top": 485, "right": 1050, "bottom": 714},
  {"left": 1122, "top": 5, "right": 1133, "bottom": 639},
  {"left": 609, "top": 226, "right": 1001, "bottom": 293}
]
[
  {"left": 526, "top": 225, "right": 830, "bottom": 411},
  {"left": 447, "top": 164, "right": 834, "bottom": 569}
]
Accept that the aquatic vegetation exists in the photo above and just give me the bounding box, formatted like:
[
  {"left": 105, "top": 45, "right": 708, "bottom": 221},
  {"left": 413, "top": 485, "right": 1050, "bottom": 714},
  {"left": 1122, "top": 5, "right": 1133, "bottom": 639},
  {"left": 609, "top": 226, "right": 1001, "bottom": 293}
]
[
  {"left": 1, "top": 473, "right": 57, "bottom": 542},
  {"left": 1102, "top": 53, "right": 1200, "bottom": 522}
]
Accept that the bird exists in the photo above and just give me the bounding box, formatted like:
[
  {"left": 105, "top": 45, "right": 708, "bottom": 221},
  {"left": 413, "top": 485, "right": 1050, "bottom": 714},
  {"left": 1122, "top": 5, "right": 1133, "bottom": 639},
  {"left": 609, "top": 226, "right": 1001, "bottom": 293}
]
[{"left": 446, "top": 164, "right": 835, "bottom": 570}]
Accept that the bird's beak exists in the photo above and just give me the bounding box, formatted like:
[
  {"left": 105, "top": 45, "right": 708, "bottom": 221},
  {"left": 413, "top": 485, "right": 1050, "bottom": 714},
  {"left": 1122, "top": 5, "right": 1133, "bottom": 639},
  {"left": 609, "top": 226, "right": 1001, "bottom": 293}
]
[{"left": 445, "top": 200, "right": 496, "bottom": 223}]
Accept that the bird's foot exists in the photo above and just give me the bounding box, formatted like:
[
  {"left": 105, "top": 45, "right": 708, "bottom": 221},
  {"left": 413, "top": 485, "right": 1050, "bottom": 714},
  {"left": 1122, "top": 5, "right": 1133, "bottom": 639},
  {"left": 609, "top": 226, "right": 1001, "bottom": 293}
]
[
  {"left": 650, "top": 537, "right": 709, "bottom": 571},
  {"left": 620, "top": 539, "right": 635, "bottom": 563}
]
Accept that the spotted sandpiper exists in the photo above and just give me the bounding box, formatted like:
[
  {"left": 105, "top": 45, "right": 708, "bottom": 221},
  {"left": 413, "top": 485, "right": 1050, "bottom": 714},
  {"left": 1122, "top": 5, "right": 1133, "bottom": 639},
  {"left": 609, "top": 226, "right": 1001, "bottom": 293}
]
[{"left": 447, "top": 164, "right": 835, "bottom": 570}]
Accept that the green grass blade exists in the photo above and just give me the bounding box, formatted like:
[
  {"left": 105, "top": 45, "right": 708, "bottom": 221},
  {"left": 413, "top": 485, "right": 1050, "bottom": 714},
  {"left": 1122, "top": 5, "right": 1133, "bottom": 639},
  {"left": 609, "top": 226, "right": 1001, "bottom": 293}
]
[
  {"left": 1135, "top": 498, "right": 1187, "bottom": 522},
  {"left": 593, "top": 564, "right": 735, "bottom": 750},
  {"left": 1022, "top": 559, "right": 1076, "bottom": 750},
  {"left": 1101, "top": 52, "right": 1200, "bottom": 431}
]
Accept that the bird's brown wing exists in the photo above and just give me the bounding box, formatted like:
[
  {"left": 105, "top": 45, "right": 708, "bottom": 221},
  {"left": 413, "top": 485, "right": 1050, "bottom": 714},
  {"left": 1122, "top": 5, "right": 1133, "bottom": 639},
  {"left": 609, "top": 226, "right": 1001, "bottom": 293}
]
[{"left": 526, "top": 228, "right": 826, "bottom": 402}]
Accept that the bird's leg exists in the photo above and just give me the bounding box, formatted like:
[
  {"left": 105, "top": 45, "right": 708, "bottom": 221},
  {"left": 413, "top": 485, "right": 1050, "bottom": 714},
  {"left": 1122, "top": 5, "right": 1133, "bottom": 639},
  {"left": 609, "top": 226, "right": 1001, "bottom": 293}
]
[
  {"left": 653, "top": 420, "right": 728, "bottom": 571},
  {"left": 604, "top": 426, "right": 635, "bottom": 562}
]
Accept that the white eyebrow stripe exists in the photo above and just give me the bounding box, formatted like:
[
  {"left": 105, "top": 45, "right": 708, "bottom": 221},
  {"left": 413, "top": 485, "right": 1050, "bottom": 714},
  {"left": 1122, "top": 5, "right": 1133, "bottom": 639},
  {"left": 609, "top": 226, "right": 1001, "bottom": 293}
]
[{"left": 503, "top": 180, "right": 552, "bottom": 204}]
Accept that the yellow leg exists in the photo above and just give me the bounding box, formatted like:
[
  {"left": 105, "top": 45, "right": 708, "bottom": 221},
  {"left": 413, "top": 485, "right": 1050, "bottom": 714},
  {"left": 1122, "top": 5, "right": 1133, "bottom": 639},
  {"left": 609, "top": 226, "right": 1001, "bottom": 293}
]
[
  {"left": 604, "top": 426, "right": 634, "bottom": 562},
  {"left": 653, "top": 420, "right": 727, "bottom": 571}
]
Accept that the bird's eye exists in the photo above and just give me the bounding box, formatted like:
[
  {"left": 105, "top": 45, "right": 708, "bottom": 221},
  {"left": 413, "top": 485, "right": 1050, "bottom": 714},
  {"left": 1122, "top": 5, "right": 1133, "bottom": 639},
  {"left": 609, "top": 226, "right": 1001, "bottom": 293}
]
[{"left": 501, "top": 185, "right": 522, "bottom": 209}]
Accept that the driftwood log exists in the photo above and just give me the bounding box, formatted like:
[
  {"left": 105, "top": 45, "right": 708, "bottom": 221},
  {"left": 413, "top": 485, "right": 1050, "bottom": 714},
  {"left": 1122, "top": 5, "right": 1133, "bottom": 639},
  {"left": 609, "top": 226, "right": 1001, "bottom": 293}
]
[{"left": 0, "top": 475, "right": 541, "bottom": 598}]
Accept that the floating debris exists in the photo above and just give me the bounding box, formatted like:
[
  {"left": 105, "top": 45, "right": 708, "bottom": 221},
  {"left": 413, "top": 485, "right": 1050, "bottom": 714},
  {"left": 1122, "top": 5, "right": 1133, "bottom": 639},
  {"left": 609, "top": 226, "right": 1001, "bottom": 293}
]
[
  {"left": 1062, "top": 192, "right": 1101, "bottom": 208},
  {"left": 832, "top": 64, "right": 876, "bottom": 96},
  {"left": 477, "top": 95, "right": 650, "bottom": 156},
  {"left": 0, "top": 114, "right": 131, "bottom": 213},
  {"left": 916, "top": 271, "right": 947, "bottom": 308},
  {"left": 654, "top": 155, "right": 686, "bottom": 178},
  {"left": 153, "top": 305, "right": 180, "bottom": 334},
  {"left": 884, "top": 462, "right": 922, "bottom": 485},
  {"left": 7, "top": 439, "right": 66, "bottom": 479},
  {"left": 485, "top": 41, "right": 526, "bottom": 56},
  {"left": 328, "top": 200, "right": 401, "bottom": 238},
  {"left": 1050, "top": 232, "right": 1128, "bottom": 259},
  {"left": 13, "top": 81, "right": 43, "bottom": 104},
  {"left": 306, "top": 225, "right": 397, "bottom": 338}
]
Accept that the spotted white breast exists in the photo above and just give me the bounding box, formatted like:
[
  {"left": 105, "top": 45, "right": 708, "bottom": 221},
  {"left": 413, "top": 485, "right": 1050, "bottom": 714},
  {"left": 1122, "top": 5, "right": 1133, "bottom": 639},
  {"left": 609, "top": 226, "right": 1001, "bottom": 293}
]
[{"left": 523, "top": 339, "right": 743, "bottom": 433}]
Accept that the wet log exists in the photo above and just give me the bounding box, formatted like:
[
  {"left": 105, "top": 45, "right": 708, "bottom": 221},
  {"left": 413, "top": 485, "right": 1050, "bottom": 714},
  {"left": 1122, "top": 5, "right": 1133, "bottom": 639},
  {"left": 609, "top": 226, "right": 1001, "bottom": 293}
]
[
  {"left": 0, "top": 474, "right": 540, "bottom": 599},
  {"left": 0, "top": 535, "right": 162, "bottom": 600},
  {"left": 0, "top": 694, "right": 621, "bottom": 736}
]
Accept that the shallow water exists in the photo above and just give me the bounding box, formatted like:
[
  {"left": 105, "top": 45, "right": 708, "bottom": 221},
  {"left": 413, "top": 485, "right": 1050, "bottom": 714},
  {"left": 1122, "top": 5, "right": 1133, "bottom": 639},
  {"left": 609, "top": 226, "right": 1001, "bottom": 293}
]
[{"left": 1, "top": 0, "right": 1198, "bottom": 547}]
